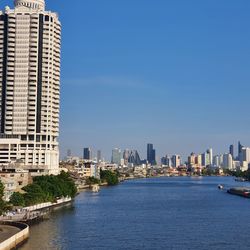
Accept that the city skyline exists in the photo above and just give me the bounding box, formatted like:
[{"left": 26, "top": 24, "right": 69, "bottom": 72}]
[
  {"left": 76, "top": 141, "right": 246, "bottom": 166},
  {"left": 1, "top": 0, "right": 249, "bottom": 159}
]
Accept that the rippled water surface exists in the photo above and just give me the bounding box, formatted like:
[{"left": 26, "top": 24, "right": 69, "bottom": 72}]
[{"left": 20, "top": 177, "right": 250, "bottom": 250}]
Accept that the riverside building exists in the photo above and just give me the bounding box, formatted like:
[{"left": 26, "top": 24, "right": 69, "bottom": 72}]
[{"left": 0, "top": 0, "right": 61, "bottom": 175}]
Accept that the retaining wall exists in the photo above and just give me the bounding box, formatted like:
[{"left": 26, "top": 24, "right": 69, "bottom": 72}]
[{"left": 0, "top": 222, "right": 29, "bottom": 250}]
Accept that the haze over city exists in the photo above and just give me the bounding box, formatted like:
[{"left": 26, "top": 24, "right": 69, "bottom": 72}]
[{"left": 2, "top": 0, "right": 249, "bottom": 160}]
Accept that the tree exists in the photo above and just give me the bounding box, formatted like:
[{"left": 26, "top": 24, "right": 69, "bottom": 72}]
[
  {"left": 0, "top": 180, "right": 4, "bottom": 198},
  {"left": 86, "top": 177, "right": 100, "bottom": 185},
  {"left": 0, "top": 180, "right": 7, "bottom": 215},
  {"left": 100, "top": 170, "right": 119, "bottom": 186},
  {"left": 20, "top": 171, "right": 78, "bottom": 206},
  {"left": 22, "top": 184, "right": 47, "bottom": 206},
  {"left": 10, "top": 192, "right": 25, "bottom": 207}
]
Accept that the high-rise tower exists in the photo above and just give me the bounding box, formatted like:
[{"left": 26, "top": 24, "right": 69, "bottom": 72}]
[
  {"left": 229, "top": 144, "right": 234, "bottom": 159},
  {"left": 0, "top": 0, "right": 61, "bottom": 174},
  {"left": 111, "top": 148, "right": 122, "bottom": 165},
  {"left": 238, "top": 141, "right": 243, "bottom": 160},
  {"left": 83, "top": 148, "right": 92, "bottom": 160},
  {"left": 147, "top": 143, "right": 156, "bottom": 165}
]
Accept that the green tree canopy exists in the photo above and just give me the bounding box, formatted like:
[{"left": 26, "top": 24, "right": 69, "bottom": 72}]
[
  {"left": 100, "top": 170, "right": 119, "bottom": 186},
  {"left": 9, "top": 171, "right": 78, "bottom": 207},
  {"left": 9, "top": 192, "right": 25, "bottom": 207}
]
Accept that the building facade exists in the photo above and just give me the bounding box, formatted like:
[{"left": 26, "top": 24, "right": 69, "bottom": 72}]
[
  {"left": 0, "top": 170, "right": 32, "bottom": 201},
  {"left": 222, "top": 153, "right": 233, "bottom": 170},
  {"left": 0, "top": 0, "right": 61, "bottom": 174},
  {"left": 127, "top": 150, "right": 141, "bottom": 166},
  {"left": 147, "top": 143, "right": 156, "bottom": 165},
  {"left": 171, "top": 155, "right": 181, "bottom": 168},
  {"left": 229, "top": 144, "right": 234, "bottom": 159},
  {"left": 83, "top": 148, "right": 91, "bottom": 160},
  {"left": 240, "top": 147, "right": 250, "bottom": 167},
  {"left": 111, "top": 148, "right": 122, "bottom": 165},
  {"left": 238, "top": 141, "right": 243, "bottom": 160},
  {"left": 97, "top": 150, "right": 101, "bottom": 163},
  {"left": 81, "top": 162, "right": 100, "bottom": 179}
]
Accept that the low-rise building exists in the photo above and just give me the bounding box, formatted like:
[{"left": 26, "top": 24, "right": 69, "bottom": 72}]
[
  {"left": 75, "top": 162, "right": 100, "bottom": 179},
  {"left": 0, "top": 170, "right": 32, "bottom": 201}
]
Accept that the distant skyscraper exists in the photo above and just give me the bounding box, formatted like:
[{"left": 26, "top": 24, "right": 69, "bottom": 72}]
[
  {"left": 97, "top": 150, "right": 101, "bottom": 162},
  {"left": 161, "top": 157, "right": 166, "bottom": 165},
  {"left": 202, "top": 149, "right": 212, "bottom": 167},
  {"left": 67, "top": 149, "right": 72, "bottom": 158},
  {"left": 111, "top": 148, "right": 122, "bottom": 165},
  {"left": 197, "top": 154, "right": 202, "bottom": 166},
  {"left": 222, "top": 154, "right": 233, "bottom": 170},
  {"left": 147, "top": 143, "right": 156, "bottom": 165},
  {"left": 0, "top": 0, "right": 61, "bottom": 174},
  {"left": 128, "top": 150, "right": 141, "bottom": 166},
  {"left": 238, "top": 141, "right": 243, "bottom": 160},
  {"left": 123, "top": 149, "right": 130, "bottom": 165},
  {"left": 147, "top": 144, "right": 153, "bottom": 162},
  {"left": 188, "top": 153, "right": 196, "bottom": 166},
  {"left": 229, "top": 145, "right": 234, "bottom": 159},
  {"left": 240, "top": 147, "right": 250, "bottom": 164},
  {"left": 161, "top": 155, "right": 171, "bottom": 166},
  {"left": 213, "top": 155, "right": 220, "bottom": 167},
  {"left": 171, "top": 155, "right": 181, "bottom": 168},
  {"left": 83, "top": 148, "right": 91, "bottom": 160},
  {"left": 206, "top": 148, "right": 213, "bottom": 166},
  {"left": 201, "top": 153, "right": 206, "bottom": 166}
]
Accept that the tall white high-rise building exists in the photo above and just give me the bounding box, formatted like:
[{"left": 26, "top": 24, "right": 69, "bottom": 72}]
[
  {"left": 222, "top": 153, "right": 233, "bottom": 170},
  {"left": 213, "top": 155, "right": 220, "bottom": 167},
  {"left": 111, "top": 148, "right": 122, "bottom": 165},
  {"left": 207, "top": 148, "right": 213, "bottom": 166},
  {"left": 0, "top": 0, "right": 61, "bottom": 174},
  {"left": 241, "top": 147, "right": 250, "bottom": 165},
  {"left": 171, "top": 155, "right": 181, "bottom": 168}
]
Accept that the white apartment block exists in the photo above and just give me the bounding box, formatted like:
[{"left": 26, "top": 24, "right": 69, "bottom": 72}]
[{"left": 0, "top": 0, "right": 61, "bottom": 174}]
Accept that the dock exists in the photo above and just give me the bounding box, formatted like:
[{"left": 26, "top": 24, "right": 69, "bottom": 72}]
[{"left": 0, "top": 197, "right": 72, "bottom": 223}]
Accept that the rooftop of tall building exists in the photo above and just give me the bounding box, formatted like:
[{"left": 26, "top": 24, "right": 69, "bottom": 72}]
[{"left": 14, "top": 0, "right": 45, "bottom": 11}]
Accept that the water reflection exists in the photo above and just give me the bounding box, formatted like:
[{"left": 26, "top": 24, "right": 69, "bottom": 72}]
[{"left": 21, "top": 204, "right": 75, "bottom": 250}]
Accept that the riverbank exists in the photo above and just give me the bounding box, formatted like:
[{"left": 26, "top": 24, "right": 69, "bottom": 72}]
[
  {"left": 0, "top": 222, "right": 29, "bottom": 250},
  {"left": 0, "top": 197, "right": 72, "bottom": 223}
]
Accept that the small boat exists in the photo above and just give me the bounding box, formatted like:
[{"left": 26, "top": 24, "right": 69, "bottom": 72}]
[
  {"left": 218, "top": 184, "right": 224, "bottom": 189},
  {"left": 235, "top": 177, "right": 247, "bottom": 182},
  {"left": 92, "top": 185, "right": 100, "bottom": 193}
]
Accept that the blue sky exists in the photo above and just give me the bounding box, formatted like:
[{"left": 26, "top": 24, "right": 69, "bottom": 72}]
[{"left": 2, "top": 0, "right": 250, "bottom": 160}]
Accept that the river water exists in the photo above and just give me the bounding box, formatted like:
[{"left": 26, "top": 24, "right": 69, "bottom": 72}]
[{"left": 20, "top": 177, "right": 250, "bottom": 250}]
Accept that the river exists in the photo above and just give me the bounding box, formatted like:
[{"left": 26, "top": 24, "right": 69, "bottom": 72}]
[{"left": 20, "top": 176, "right": 250, "bottom": 250}]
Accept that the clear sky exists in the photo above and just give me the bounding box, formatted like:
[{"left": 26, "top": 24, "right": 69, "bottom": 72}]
[{"left": 1, "top": 0, "right": 250, "bottom": 160}]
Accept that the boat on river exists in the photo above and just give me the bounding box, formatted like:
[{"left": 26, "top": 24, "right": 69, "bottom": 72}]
[
  {"left": 235, "top": 177, "right": 247, "bottom": 182},
  {"left": 92, "top": 185, "right": 100, "bottom": 193},
  {"left": 227, "top": 187, "right": 250, "bottom": 198}
]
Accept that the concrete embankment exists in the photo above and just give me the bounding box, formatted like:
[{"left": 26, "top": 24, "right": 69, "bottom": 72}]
[
  {"left": 0, "top": 197, "right": 72, "bottom": 223},
  {"left": 0, "top": 222, "right": 29, "bottom": 250},
  {"left": 24, "top": 197, "right": 72, "bottom": 212}
]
